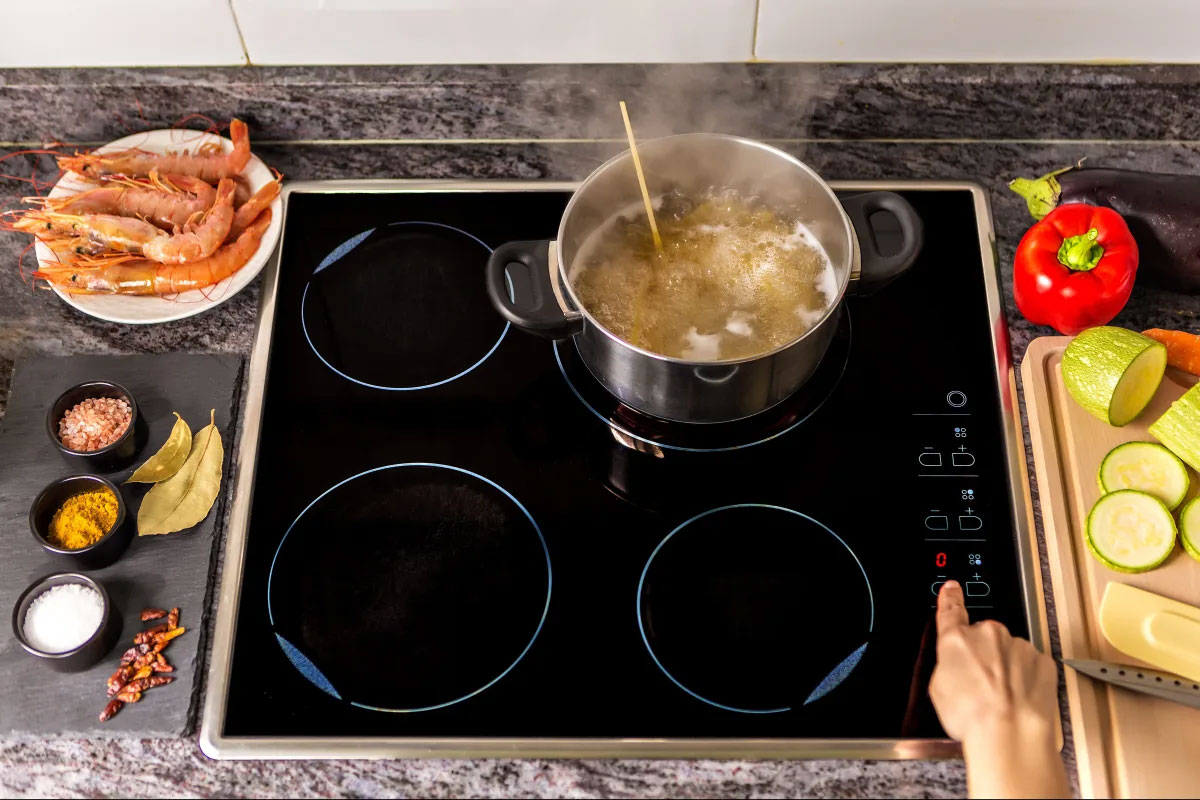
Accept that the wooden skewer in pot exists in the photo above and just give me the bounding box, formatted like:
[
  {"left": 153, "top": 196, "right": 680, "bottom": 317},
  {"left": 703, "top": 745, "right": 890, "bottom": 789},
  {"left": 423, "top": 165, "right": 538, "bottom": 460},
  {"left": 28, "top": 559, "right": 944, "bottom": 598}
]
[
  {"left": 619, "top": 101, "right": 662, "bottom": 252},
  {"left": 619, "top": 101, "right": 660, "bottom": 349}
]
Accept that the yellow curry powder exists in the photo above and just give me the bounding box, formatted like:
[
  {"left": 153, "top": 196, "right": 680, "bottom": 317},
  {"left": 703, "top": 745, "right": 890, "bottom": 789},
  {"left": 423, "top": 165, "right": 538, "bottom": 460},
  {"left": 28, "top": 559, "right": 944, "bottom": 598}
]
[{"left": 48, "top": 489, "right": 118, "bottom": 550}]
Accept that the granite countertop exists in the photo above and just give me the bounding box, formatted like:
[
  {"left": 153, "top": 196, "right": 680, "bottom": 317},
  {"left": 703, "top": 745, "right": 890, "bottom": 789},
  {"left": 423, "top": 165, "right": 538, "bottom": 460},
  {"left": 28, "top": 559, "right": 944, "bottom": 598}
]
[{"left": 2, "top": 64, "right": 1200, "bottom": 798}]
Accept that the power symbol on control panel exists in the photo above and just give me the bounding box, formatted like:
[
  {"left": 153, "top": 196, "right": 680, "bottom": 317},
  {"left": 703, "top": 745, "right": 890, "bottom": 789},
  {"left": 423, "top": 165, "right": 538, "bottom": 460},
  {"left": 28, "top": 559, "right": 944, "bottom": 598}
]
[{"left": 947, "top": 391, "right": 967, "bottom": 408}]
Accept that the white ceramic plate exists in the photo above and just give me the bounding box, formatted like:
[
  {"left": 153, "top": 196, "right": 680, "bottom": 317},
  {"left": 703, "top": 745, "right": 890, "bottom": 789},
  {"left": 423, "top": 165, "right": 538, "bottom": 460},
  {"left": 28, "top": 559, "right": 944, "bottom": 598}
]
[{"left": 32, "top": 128, "right": 282, "bottom": 325}]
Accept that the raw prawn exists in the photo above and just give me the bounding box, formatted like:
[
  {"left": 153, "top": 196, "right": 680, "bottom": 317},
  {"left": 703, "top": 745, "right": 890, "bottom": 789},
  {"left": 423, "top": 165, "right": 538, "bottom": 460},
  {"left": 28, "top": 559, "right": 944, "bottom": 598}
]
[
  {"left": 57, "top": 119, "right": 252, "bottom": 183},
  {"left": 142, "top": 178, "right": 235, "bottom": 264},
  {"left": 38, "top": 170, "right": 215, "bottom": 231},
  {"left": 10, "top": 210, "right": 163, "bottom": 254},
  {"left": 34, "top": 209, "right": 271, "bottom": 295},
  {"left": 12, "top": 178, "right": 235, "bottom": 265},
  {"left": 227, "top": 176, "right": 280, "bottom": 240}
]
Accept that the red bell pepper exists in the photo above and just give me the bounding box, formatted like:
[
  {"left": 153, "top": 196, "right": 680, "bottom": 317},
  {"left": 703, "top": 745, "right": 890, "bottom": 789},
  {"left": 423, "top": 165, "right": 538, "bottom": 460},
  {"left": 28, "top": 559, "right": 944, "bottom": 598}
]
[{"left": 1013, "top": 203, "right": 1138, "bottom": 335}]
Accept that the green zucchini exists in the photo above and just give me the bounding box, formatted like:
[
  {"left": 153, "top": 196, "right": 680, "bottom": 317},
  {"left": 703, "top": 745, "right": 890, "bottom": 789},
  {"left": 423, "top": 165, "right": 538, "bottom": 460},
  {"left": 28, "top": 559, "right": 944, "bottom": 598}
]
[
  {"left": 1149, "top": 381, "right": 1200, "bottom": 472},
  {"left": 1097, "top": 441, "right": 1190, "bottom": 510},
  {"left": 1179, "top": 496, "right": 1200, "bottom": 563},
  {"left": 1062, "top": 327, "right": 1166, "bottom": 427},
  {"left": 1085, "top": 489, "right": 1177, "bottom": 573}
]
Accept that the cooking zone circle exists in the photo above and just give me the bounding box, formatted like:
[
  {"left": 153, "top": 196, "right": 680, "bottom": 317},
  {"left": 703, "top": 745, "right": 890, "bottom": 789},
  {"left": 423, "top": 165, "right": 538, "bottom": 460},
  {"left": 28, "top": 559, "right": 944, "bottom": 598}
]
[
  {"left": 267, "top": 463, "right": 551, "bottom": 712},
  {"left": 556, "top": 311, "right": 851, "bottom": 453},
  {"left": 301, "top": 222, "right": 507, "bottom": 391},
  {"left": 638, "top": 505, "right": 873, "bottom": 713}
]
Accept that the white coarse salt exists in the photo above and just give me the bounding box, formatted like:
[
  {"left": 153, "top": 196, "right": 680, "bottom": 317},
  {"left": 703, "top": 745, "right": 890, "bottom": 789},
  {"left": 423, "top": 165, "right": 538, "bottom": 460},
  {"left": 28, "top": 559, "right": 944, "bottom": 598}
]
[{"left": 22, "top": 583, "right": 104, "bottom": 653}]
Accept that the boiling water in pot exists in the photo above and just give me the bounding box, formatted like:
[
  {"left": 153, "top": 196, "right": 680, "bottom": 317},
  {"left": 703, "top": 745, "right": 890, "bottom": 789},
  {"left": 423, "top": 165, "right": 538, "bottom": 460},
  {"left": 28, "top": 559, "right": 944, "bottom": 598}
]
[{"left": 570, "top": 188, "right": 836, "bottom": 362}]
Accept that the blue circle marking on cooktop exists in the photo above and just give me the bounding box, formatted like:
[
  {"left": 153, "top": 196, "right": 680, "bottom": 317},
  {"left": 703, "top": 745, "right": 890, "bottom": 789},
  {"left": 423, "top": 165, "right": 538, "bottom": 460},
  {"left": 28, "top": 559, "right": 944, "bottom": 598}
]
[
  {"left": 553, "top": 312, "right": 850, "bottom": 453},
  {"left": 637, "top": 504, "right": 874, "bottom": 714},
  {"left": 267, "top": 462, "right": 552, "bottom": 713},
  {"left": 301, "top": 221, "right": 510, "bottom": 392}
]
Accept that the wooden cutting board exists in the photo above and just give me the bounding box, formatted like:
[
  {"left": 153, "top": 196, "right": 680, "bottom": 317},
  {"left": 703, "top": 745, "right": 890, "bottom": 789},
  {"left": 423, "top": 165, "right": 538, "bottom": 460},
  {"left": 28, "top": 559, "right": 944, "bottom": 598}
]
[{"left": 1023, "top": 337, "right": 1200, "bottom": 799}]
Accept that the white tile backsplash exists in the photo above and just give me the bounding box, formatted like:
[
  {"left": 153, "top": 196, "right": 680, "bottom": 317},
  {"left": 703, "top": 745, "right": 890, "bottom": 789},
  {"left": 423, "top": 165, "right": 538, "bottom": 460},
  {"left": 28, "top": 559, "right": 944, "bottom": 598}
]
[
  {"left": 756, "top": 0, "right": 1200, "bottom": 63},
  {"left": 5, "top": 0, "right": 1200, "bottom": 68},
  {"left": 0, "top": 0, "right": 245, "bottom": 67},
  {"left": 232, "top": 0, "right": 757, "bottom": 64}
]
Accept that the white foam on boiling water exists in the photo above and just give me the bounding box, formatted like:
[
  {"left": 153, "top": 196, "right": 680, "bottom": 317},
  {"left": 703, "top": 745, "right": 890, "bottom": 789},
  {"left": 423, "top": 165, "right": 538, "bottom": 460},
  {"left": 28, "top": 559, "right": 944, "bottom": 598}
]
[
  {"left": 682, "top": 328, "right": 723, "bottom": 360},
  {"left": 725, "top": 310, "right": 755, "bottom": 337}
]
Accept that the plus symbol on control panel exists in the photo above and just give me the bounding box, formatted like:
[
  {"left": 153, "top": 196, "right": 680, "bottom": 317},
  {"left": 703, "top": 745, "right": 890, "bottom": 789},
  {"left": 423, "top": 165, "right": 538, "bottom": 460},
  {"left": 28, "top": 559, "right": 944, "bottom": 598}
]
[
  {"left": 958, "top": 445, "right": 968, "bottom": 452},
  {"left": 972, "top": 573, "right": 982, "bottom": 580},
  {"left": 964, "top": 506, "right": 974, "bottom": 514}
]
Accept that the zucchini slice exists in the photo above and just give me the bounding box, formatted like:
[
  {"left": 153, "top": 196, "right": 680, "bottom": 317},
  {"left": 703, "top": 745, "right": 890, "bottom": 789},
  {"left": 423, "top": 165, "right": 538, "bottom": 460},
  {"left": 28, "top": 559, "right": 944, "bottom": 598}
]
[
  {"left": 1085, "top": 489, "right": 1177, "bottom": 573},
  {"left": 1149, "top": 381, "right": 1200, "bottom": 473},
  {"left": 1097, "top": 441, "right": 1190, "bottom": 510},
  {"left": 1063, "top": 327, "right": 1166, "bottom": 427},
  {"left": 1179, "top": 496, "right": 1200, "bottom": 563}
]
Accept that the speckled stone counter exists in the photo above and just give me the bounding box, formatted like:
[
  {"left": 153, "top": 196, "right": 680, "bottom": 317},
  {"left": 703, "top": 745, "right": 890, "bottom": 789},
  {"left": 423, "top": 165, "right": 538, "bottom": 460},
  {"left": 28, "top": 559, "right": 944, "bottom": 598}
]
[{"left": 3, "top": 64, "right": 1200, "bottom": 798}]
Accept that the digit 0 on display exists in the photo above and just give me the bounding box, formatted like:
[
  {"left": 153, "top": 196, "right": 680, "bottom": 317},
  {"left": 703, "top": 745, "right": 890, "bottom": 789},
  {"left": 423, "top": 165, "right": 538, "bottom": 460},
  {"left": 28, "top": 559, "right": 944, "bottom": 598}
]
[{"left": 936, "top": 552, "right": 947, "bottom": 568}]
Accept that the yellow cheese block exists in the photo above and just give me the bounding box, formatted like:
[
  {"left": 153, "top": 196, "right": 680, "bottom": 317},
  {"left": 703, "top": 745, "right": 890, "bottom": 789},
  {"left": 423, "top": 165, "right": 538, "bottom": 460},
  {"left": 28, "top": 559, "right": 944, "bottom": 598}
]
[{"left": 1100, "top": 582, "right": 1200, "bottom": 683}]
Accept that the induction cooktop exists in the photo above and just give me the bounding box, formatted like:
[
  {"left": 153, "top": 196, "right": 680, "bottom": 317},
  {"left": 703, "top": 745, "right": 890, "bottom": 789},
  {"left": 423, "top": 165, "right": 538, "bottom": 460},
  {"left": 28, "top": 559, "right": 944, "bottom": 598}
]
[{"left": 200, "top": 180, "right": 1044, "bottom": 759}]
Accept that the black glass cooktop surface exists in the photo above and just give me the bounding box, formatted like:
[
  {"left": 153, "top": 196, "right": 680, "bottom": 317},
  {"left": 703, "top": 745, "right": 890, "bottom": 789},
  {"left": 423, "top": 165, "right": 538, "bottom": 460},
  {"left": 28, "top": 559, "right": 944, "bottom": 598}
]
[{"left": 221, "top": 187, "right": 1028, "bottom": 741}]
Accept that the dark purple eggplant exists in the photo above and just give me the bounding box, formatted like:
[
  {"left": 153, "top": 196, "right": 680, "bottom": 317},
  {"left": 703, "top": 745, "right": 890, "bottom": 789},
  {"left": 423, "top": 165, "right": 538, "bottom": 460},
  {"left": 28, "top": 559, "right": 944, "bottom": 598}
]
[{"left": 1010, "top": 165, "right": 1200, "bottom": 293}]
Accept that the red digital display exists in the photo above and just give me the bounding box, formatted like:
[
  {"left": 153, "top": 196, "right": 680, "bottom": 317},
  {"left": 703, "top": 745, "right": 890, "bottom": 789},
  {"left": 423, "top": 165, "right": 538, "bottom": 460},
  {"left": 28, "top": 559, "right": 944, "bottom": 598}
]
[{"left": 936, "top": 552, "right": 947, "bottom": 568}]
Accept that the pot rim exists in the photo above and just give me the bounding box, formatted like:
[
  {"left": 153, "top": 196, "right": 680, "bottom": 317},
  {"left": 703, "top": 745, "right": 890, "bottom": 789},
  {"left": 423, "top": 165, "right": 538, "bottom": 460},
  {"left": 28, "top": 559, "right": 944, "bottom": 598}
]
[{"left": 553, "top": 132, "right": 858, "bottom": 367}]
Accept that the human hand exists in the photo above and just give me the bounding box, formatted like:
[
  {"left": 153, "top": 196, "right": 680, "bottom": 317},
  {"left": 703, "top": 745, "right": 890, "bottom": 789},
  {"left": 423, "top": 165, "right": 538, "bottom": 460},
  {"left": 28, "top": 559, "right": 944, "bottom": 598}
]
[{"left": 929, "top": 580, "right": 1067, "bottom": 799}]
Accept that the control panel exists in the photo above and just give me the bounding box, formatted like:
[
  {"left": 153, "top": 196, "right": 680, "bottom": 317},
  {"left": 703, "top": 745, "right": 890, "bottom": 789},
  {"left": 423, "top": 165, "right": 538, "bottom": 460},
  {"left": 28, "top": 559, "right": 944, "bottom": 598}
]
[{"left": 910, "top": 387, "right": 1001, "bottom": 610}]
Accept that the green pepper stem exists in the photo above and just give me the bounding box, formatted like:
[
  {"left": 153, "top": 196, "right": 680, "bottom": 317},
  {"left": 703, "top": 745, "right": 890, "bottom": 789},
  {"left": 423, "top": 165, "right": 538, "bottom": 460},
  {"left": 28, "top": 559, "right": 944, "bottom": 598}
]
[{"left": 1058, "top": 228, "right": 1104, "bottom": 271}]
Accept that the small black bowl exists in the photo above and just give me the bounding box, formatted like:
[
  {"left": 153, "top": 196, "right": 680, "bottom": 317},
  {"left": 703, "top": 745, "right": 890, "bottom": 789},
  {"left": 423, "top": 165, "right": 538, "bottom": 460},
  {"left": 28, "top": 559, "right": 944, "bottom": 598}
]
[
  {"left": 46, "top": 380, "right": 146, "bottom": 473},
  {"left": 11, "top": 572, "right": 120, "bottom": 672},
  {"left": 30, "top": 474, "right": 133, "bottom": 569}
]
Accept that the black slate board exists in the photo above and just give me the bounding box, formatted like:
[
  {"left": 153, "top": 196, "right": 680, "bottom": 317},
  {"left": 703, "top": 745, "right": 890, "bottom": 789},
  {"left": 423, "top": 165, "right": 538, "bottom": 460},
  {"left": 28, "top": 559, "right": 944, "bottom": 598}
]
[{"left": 0, "top": 354, "right": 242, "bottom": 737}]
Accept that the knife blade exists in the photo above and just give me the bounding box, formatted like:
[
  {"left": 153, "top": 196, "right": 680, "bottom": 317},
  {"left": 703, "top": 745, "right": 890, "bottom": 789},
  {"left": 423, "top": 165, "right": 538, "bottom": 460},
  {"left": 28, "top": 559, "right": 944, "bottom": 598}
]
[{"left": 1065, "top": 658, "right": 1200, "bottom": 710}]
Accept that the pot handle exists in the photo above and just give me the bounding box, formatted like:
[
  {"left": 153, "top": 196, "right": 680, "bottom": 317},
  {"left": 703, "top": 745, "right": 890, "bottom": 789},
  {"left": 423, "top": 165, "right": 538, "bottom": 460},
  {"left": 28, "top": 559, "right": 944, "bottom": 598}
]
[
  {"left": 842, "top": 191, "right": 924, "bottom": 294},
  {"left": 486, "top": 240, "right": 584, "bottom": 340}
]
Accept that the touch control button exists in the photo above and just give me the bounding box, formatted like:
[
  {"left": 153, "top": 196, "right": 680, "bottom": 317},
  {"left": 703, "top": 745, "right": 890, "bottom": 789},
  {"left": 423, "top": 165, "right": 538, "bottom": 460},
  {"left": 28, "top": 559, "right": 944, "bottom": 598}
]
[
  {"left": 919, "top": 451, "right": 943, "bottom": 467},
  {"left": 925, "top": 515, "right": 949, "bottom": 530},
  {"left": 946, "top": 391, "right": 967, "bottom": 408},
  {"left": 966, "top": 581, "right": 991, "bottom": 597},
  {"left": 931, "top": 581, "right": 947, "bottom": 597},
  {"left": 951, "top": 451, "right": 975, "bottom": 467},
  {"left": 959, "top": 515, "right": 982, "bottom": 530}
]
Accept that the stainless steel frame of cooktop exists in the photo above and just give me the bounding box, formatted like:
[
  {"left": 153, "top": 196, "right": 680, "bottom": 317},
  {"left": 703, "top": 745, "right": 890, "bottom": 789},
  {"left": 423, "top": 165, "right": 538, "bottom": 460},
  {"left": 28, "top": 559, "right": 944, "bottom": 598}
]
[{"left": 200, "top": 180, "right": 1047, "bottom": 760}]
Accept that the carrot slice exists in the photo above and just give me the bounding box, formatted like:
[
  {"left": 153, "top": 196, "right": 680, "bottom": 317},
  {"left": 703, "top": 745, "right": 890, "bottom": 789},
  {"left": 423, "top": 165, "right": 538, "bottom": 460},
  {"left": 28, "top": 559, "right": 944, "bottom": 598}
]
[{"left": 1143, "top": 329, "right": 1200, "bottom": 375}]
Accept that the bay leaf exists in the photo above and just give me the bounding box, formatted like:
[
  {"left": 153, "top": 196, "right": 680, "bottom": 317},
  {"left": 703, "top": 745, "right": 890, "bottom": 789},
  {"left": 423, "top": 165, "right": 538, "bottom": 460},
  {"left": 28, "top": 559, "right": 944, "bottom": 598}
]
[
  {"left": 126, "top": 412, "right": 192, "bottom": 484},
  {"left": 137, "top": 409, "right": 223, "bottom": 536}
]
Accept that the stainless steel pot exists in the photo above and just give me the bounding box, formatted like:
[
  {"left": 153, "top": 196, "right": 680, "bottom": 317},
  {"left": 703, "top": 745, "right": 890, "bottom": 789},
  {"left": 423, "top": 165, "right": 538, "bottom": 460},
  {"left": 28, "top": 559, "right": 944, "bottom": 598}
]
[{"left": 486, "top": 134, "right": 923, "bottom": 423}]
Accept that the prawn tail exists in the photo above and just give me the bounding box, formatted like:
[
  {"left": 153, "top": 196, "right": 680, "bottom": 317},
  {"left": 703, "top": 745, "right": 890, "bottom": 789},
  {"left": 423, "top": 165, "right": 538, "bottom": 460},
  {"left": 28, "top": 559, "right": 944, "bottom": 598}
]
[
  {"left": 227, "top": 119, "right": 252, "bottom": 174},
  {"left": 227, "top": 176, "right": 280, "bottom": 240}
]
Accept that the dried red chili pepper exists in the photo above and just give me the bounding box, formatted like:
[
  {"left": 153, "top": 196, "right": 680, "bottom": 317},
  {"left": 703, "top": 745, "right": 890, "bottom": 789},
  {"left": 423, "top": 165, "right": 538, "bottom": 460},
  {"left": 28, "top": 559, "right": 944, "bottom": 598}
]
[
  {"left": 99, "top": 699, "right": 123, "bottom": 722},
  {"left": 140, "top": 608, "right": 167, "bottom": 622},
  {"left": 107, "top": 664, "right": 135, "bottom": 697},
  {"left": 115, "top": 689, "right": 142, "bottom": 704}
]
